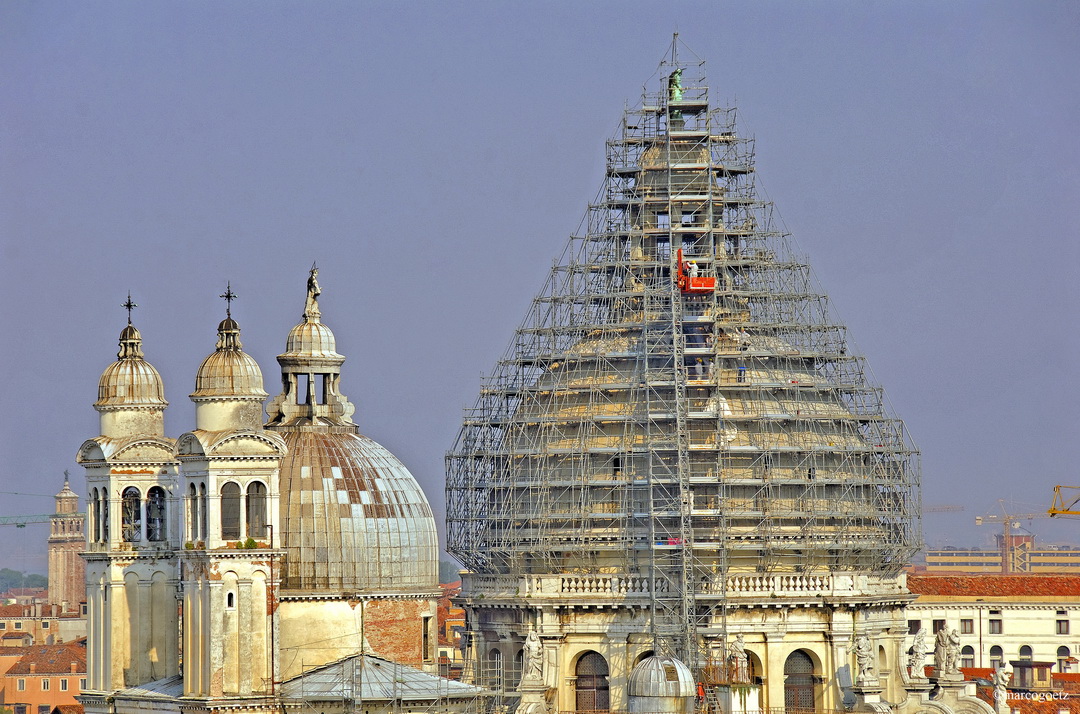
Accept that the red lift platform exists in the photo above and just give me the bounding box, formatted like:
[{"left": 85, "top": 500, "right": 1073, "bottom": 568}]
[{"left": 676, "top": 249, "right": 716, "bottom": 294}]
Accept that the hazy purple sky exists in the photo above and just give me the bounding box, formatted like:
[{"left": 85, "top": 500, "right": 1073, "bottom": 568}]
[{"left": 2, "top": 2, "right": 1078, "bottom": 573}]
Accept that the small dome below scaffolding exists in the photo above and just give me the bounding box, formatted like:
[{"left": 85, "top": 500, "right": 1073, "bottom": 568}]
[{"left": 627, "top": 654, "right": 695, "bottom": 714}]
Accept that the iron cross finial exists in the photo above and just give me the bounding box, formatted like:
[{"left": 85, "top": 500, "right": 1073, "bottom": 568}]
[
  {"left": 220, "top": 282, "right": 237, "bottom": 318},
  {"left": 122, "top": 292, "right": 137, "bottom": 324}
]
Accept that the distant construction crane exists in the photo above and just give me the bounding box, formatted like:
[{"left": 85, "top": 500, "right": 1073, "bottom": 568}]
[
  {"left": 0, "top": 514, "right": 57, "bottom": 529},
  {"left": 975, "top": 501, "right": 1049, "bottom": 574}
]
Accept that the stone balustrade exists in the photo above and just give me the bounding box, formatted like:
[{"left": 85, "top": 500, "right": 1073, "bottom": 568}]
[{"left": 460, "top": 571, "right": 908, "bottom": 601}]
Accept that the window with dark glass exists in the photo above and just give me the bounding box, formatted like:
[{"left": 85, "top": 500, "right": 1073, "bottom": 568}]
[
  {"left": 961, "top": 646, "right": 974, "bottom": 669},
  {"left": 89, "top": 489, "right": 99, "bottom": 542},
  {"left": 121, "top": 487, "right": 141, "bottom": 542},
  {"left": 146, "top": 487, "right": 166, "bottom": 541},
  {"left": 1058, "top": 619, "right": 1070, "bottom": 635},
  {"left": 990, "top": 646, "right": 1003, "bottom": 669},
  {"left": 1058, "top": 646, "right": 1071, "bottom": 673},
  {"left": 187, "top": 483, "right": 198, "bottom": 541},
  {"left": 1019, "top": 645, "right": 1033, "bottom": 661},
  {"left": 989, "top": 619, "right": 1003, "bottom": 634},
  {"left": 246, "top": 482, "right": 267, "bottom": 538},
  {"left": 199, "top": 483, "right": 208, "bottom": 540},
  {"left": 961, "top": 619, "right": 974, "bottom": 634},
  {"left": 933, "top": 619, "right": 946, "bottom": 633},
  {"left": 221, "top": 482, "right": 241, "bottom": 540}
]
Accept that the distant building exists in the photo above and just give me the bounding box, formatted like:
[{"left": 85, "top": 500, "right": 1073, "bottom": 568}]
[
  {"left": 907, "top": 574, "right": 1080, "bottom": 671},
  {"left": 0, "top": 639, "right": 86, "bottom": 714},
  {"left": 0, "top": 604, "right": 84, "bottom": 648},
  {"left": 47, "top": 478, "right": 85, "bottom": 615},
  {"left": 926, "top": 538, "right": 1080, "bottom": 574},
  {"left": 437, "top": 582, "right": 466, "bottom": 680}
]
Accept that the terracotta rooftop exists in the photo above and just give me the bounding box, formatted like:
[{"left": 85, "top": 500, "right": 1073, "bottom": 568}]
[
  {"left": 908, "top": 574, "right": 1080, "bottom": 597},
  {"left": 4, "top": 640, "right": 86, "bottom": 675},
  {"left": 53, "top": 705, "right": 84, "bottom": 714}
]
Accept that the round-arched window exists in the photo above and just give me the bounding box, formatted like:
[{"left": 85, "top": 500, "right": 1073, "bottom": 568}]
[
  {"left": 575, "top": 652, "right": 609, "bottom": 712},
  {"left": 121, "top": 487, "right": 141, "bottom": 542},
  {"left": 221, "top": 482, "right": 241, "bottom": 540},
  {"left": 146, "top": 487, "right": 166, "bottom": 542}
]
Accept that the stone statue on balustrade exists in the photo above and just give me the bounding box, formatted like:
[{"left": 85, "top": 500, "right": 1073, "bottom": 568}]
[
  {"left": 907, "top": 629, "right": 928, "bottom": 678},
  {"left": 848, "top": 633, "right": 875, "bottom": 685},
  {"left": 521, "top": 631, "right": 544, "bottom": 686},
  {"left": 992, "top": 667, "right": 1011, "bottom": 705},
  {"left": 935, "top": 627, "right": 961, "bottom": 677}
]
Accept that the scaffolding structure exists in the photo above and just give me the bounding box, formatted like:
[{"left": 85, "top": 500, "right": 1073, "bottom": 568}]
[{"left": 446, "top": 41, "right": 921, "bottom": 674}]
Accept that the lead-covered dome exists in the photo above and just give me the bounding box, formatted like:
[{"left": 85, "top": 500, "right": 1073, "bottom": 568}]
[
  {"left": 277, "top": 431, "right": 438, "bottom": 591},
  {"left": 627, "top": 655, "right": 695, "bottom": 698},
  {"left": 282, "top": 320, "right": 341, "bottom": 360},
  {"left": 266, "top": 268, "right": 438, "bottom": 593},
  {"left": 95, "top": 324, "right": 168, "bottom": 409},
  {"left": 191, "top": 317, "right": 268, "bottom": 400}
]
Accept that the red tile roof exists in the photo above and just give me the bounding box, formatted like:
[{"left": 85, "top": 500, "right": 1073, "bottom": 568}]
[
  {"left": 908, "top": 574, "right": 1080, "bottom": 597},
  {"left": 53, "top": 706, "right": 84, "bottom": 714},
  {"left": 53, "top": 699, "right": 83, "bottom": 712},
  {"left": 4, "top": 641, "right": 85, "bottom": 676}
]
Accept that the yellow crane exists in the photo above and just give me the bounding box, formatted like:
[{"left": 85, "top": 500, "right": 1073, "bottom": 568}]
[{"left": 1049, "top": 486, "right": 1080, "bottom": 517}]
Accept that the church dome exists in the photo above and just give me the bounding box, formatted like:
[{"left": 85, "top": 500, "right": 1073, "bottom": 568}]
[
  {"left": 191, "top": 317, "right": 268, "bottom": 400},
  {"left": 95, "top": 323, "right": 168, "bottom": 409},
  {"left": 267, "top": 268, "right": 438, "bottom": 593},
  {"left": 283, "top": 320, "right": 342, "bottom": 361},
  {"left": 277, "top": 431, "right": 438, "bottom": 592},
  {"left": 627, "top": 654, "right": 695, "bottom": 698}
]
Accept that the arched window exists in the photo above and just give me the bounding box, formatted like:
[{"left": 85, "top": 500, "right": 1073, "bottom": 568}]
[
  {"left": 990, "top": 645, "right": 1003, "bottom": 670},
  {"left": 784, "top": 650, "right": 818, "bottom": 710},
  {"left": 221, "top": 483, "right": 241, "bottom": 540},
  {"left": 101, "top": 490, "right": 109, "bottom": 542},
  {"left": 961, "top": 645, "right": 974, "bottom": 669},
  {"left": 226, "top": 591, "right": 236, "bottom": 609},
  {"left": 89, "top": 489, "right": 99, "bottom": 542},
  {"left": 487, "top": 649, "right": 503, "bottom": 691},
  {"left": 1019, "top": 645, "right": 1033, "bottom": 661},
  {"left": 187, "top": 483, "right": 198, "bottom": 541},
  {"left": 575, "top": 651, "right": 609, "bottom": 712},
  {"left": 146, "top": 487, "right": 166, "bottom": 542},
  {"left": 246, "top": 482, "right": 267, "bottom": 539},
  {"left": 199, "top": 483, "right": 208, "bottom": 540},
  {"left": 1058, "top": 646, "right": 1071, "bottom": 673},
  {"left": 514, "top": 648, "right": 524, "bottom": 690},
  {"left": 121, "top": 487, "right": 141, "bottom": 542}
]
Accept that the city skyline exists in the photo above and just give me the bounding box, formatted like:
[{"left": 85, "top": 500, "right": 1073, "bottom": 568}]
[{"left": 3, "top": 2, "right": 1078, "bottom": 572}]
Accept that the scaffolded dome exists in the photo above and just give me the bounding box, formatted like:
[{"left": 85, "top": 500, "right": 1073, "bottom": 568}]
[{"left": 447, "top": 51, "right": 921, "bottom": 661}]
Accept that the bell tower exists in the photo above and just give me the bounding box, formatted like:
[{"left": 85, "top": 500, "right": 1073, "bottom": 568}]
[
  {"left": 177, "top": 288, "right": 285, "bottom": 699},
  {"left": 77, "top": 297, "right": 180, "bottom": 693}
]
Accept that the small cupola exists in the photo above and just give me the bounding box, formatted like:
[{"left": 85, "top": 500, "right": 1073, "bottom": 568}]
[
  {"left": 265, "top": 266, "right": 357, "bottom": 430},
  {"left": 94, "top": 295, "right": 167, "bottom": 438},
  {"left": 190, "top": 284, "right": 268, "bottom": 431}
]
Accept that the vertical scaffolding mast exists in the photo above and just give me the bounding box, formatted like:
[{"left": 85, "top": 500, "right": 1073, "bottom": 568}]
[{"left": 447, "top": 37, "right": 921, "bottom": 675}]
